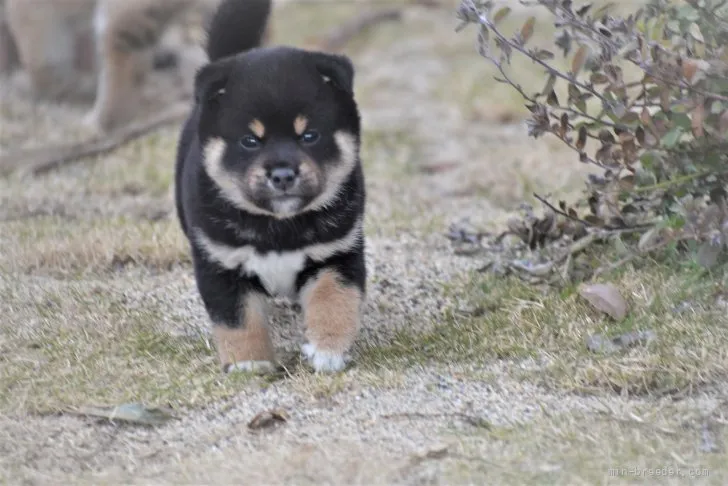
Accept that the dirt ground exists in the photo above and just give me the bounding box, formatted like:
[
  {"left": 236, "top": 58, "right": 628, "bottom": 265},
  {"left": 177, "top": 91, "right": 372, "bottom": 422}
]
[{"left": 1, "top": 1, "right": 727, "bottom": 485}]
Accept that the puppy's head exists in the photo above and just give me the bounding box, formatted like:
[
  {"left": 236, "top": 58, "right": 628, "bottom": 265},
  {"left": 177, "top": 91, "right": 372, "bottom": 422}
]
[{"left": 194, "top": 46, "right": 360, "bottom": 218}]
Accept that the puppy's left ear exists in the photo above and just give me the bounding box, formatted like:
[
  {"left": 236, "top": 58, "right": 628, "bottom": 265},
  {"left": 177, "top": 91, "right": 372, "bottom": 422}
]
[{"left": 311, "top": 52, "right": 355, "bottom": 94}]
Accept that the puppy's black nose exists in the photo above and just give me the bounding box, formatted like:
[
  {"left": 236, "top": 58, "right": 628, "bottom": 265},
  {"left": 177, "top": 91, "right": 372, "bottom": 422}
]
[{"left": 268, "top": 166, "right": 299, "bottom": 192}]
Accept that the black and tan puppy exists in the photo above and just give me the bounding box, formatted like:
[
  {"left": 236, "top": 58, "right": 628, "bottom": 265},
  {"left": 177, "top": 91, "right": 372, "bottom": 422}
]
[{"left": 175, "top": 0, "right": 366, "bottom": 374}]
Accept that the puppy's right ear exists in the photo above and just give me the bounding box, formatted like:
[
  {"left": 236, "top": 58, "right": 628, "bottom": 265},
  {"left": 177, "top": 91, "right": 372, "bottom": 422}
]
[
  {"left": 194, "top": 58, "right": 234, "bottom": 104},
  {"left": 194, "top": 58, "right": 234, "bottom": 138}
]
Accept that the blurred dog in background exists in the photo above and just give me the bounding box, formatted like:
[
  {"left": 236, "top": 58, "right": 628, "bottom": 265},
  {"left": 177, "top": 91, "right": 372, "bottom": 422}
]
[{"left": 0, "top": 0, "right": 271, "bottom": 133}]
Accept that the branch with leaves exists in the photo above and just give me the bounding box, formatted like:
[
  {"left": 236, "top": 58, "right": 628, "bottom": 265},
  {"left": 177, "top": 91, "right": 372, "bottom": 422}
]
[{"left": 452, "top": 0, "right": 728, "bottom": 281}]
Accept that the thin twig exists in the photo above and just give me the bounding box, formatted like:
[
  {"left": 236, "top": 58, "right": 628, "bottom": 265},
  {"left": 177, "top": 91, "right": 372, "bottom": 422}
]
[
  {"left": 491, "top": 59, "right": 619, "bottom": 129},
  {"left": 533, "top": 192, "right": 595, "bottom": 227},
  {"left": 381, "top": 412, "right": 491, "bottom": 428},
  {"left": 475, "top": 11, "right": 608, "bottom": 104},
  {"left": 488, "top": 61, "right": 609, "bottom": 169},
  {"left": 313, "top": 8, "right": 403, "bottom": 52},
  {"left": 0, "top": 102, "right": 190, "bottom": 177}
]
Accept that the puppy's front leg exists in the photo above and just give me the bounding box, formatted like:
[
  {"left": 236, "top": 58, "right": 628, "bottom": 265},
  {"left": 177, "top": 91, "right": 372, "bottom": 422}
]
[
  {"left": 192, "top": 253, "right": 276, "bottom": 374},
  {"left": 300, "top": 268, "right": 363, "bottom": 373}
]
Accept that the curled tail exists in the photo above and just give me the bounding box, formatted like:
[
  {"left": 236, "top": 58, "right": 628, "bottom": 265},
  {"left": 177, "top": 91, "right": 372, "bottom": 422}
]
[{"left": 205, "top": 0, "right": 272, "bottom": 62}]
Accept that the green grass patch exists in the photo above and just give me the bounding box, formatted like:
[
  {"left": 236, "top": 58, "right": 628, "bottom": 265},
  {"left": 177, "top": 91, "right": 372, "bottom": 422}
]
[
  {"left": 360, "top": 253, "right": 728, "bottom": 396},
  {"left": 0, "top": 282, "right": 255, "bottom": 415}
]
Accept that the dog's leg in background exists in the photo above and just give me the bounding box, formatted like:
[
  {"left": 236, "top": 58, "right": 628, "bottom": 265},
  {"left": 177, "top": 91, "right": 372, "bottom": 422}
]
[
  {"left": 301, "top": 268, "right": 364, "bottom": 372},
  {"left": 87, "top": 0, "right": 200, "bottom": 132},
  {"left": 5, "top": 0, "right": 96, "bottom": 100},
  {"left": 192, "top": 249, "right": 277, "bottom": 373},
  {"left": 0, "top": 0, "right": 20, "bottom": 77}
]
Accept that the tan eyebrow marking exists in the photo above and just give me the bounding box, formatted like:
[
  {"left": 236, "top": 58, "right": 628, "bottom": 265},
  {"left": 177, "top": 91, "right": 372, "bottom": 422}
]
[
  {"left": 249, "top": 119, "right": 265, "bottom": 138},
  {"left": 294, "top": 115, "right": 309, "bottom": 136}
]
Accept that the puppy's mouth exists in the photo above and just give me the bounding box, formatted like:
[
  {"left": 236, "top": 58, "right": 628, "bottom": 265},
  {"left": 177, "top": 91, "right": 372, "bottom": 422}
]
[{"left": 268, "top": 195, "right": 305, "bottom": 214}]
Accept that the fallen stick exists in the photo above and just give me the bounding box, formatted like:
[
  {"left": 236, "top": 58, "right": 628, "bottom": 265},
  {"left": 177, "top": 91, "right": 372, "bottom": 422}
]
[
  {"left": 309, "top": 0, "right": 445, "bottom": 54},
  {"left": 313, "top": 8, "right": 403, "bottom": 52},
  {"left": 0, "top": 102, "right": 190, "bottom": 177}
]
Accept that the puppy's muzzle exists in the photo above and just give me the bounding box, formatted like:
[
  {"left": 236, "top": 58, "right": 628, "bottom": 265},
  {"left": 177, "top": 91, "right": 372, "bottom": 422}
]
[{"left": 266, "top": 161, "right": 300, "bottom": 193}]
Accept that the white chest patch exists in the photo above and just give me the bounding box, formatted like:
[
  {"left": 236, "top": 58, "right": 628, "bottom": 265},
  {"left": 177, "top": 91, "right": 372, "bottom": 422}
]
[
  {"left": 242, "top": 251, "right": 305, "bottom": 298},
  {"left": 194, "top": 220, "right": 362, "bottom": 300}
]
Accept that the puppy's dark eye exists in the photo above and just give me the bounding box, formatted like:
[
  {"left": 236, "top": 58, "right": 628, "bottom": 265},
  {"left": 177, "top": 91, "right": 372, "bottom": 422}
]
[
  {"left": 299, "top": 130, "right": 320, "bottom": 145},
  {"left": 239, "top": 135, "right": 262, "bottom": 150}
]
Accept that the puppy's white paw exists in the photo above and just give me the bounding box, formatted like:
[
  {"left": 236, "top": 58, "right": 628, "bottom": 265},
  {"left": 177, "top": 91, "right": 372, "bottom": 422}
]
[
  {"left": 301, "top": 343, "right": 347, "bottom": 373},
  {"left": 225, "top": 360, "right": 276, "bottom": 375}
]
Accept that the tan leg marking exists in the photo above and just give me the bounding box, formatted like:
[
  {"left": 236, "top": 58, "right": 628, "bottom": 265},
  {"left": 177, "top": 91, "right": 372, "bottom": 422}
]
[
  {"left": 212, "top": 293, "right": 276, "bottom": 374},
  {"left": 294, "top": 115, "right": 308, "bottom": 136},
  {"left": 249, "top": 119, "right": 266, "bottom": 138},
  {"left": 298, "top": 158, "right": 323, "bottom": 191},
  {"left": 300, "top": 269, "right": 362, "bottom": 372}
]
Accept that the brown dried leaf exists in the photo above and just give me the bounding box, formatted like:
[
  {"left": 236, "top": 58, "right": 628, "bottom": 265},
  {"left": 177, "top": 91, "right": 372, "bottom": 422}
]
[
  {"left": 578, "top": 283, "right": 629, "bottom": 321},
  {"left": 590, "top": 72, "right": 609, "bottom": 84},
  {"left": 691, "top": 100, "right": 705, "bottom": 138},
  {"left": 571, "top": 45, "right": 589, "bottom": 75},
  {"left": 576, "top": 126, "right": 588, "bottom": 151},
  {"left": 520, "top": 16, "right": 536, "bottom": 45},
  {"left": 248, "top": 408, "right": 289, "bottom": 430},
  {"left": 618, "top": 169, "right": 635, "bottom": 191},
  {"left": 682, "top": 58, "right": 700, "bottom": 83},
  {"left": 640, "top": 106, "right": 652, "bottom": 127},
  {"left": 660, "top": 87, "right": 671, "bottom": 112},
  {"left": 559, "top": 113, "right": 569, "bottom": 138},
  {"left": 533, "top": 49, "right": 555, "bottom": 60},
  {"left": 598, "top": 130, "right": 616, "bottom": 144}
]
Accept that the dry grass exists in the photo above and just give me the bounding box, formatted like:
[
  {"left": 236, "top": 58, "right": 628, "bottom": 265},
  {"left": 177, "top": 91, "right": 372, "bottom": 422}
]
[
  {"left": 0, "top": 275, "right": 250, "bottom": 414},
  {"left": 0, "top": 217, "right": 189, "bottom": 277},
  {"left": 442, "top": 400, "right": 727, "bottom": 485}
]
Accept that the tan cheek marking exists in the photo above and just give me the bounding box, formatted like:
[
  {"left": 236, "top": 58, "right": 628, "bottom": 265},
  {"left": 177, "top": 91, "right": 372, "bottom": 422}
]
[
  {"left": 301, "top": 270, "right": 362, "bottom": 355},
  {"left": 294, "top": 115, "right": 308, "bottom": 136},
  {"left": 304, "top": 131, "right": 358, "bottom": 212},
  {"left": 249, "top": 119, "right": 265, "bottom": 138},
  {"left": 299, "top": 158, "right": 322, "bottom": 188},
  {"left": 246, "top": 164, "right": 268, "bottom": 187},
  {"left": 212, "top": 293, "right": 275, "bottom": 370}
]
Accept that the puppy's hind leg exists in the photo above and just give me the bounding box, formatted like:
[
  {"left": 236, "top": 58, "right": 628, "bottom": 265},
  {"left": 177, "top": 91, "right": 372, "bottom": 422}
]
[{"left": 86, "top": 0, "right": 192, "bottom": 132}]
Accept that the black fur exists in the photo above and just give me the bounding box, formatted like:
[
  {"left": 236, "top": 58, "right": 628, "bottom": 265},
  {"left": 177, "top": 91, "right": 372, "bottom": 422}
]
[{"left": 174, "top": 0, "right": 366, "bottom": 362}]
